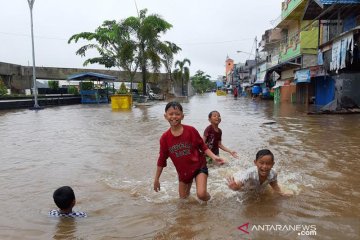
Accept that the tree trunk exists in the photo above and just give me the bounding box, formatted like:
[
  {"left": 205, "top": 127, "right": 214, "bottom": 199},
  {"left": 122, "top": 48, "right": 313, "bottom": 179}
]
[
  {"left": 141, "top": 43, "right": 147, "bottom": 96},
  {"left": 142, "top": 64, "right": 147, "bottom": 95}
]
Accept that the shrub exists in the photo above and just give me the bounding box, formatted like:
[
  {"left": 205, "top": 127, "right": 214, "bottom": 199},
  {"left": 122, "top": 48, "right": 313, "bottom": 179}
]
[
  {"left": 67, "top": 86, "right": 79, "bottom": 95},
  {"left": 137, "top": 82, "right": 143, "bottom": 95},
  {"left": 117, "top": 82, "right": 128, "bottom": 94},
  {"left": 80, "top": 82, "right": 94, "bottom": 90},
  {"left": 48, "top": 80, "right": 59, "bottom": 90},
  {"left": 0, "top": 79, "right": 7, "bottom": 96}
]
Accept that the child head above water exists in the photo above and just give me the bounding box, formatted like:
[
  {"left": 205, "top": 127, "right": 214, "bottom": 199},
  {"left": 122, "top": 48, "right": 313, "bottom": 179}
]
[
  {"left": 254, "top": 149, "right": 275, "bottom": 179},
  {"left": 49, "top": 186, "right": 87, "bottom": 218},
  {"left": 53, "top": 186, "right": 76, "bottom": 212}
]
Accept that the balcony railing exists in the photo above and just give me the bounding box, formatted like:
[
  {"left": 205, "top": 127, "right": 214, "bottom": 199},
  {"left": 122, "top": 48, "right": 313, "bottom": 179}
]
[
  {"left": 267, "top": 54, "right": 280, "bottom": 69},
  {"left": 280, "top": 33, "right": 300, "bottom": 61},
  {"left": 279, "top": 27, "right": 318, "bottom": 62},
  {"left": 281, "top": 0, "right": 305, "bottom": 20}
]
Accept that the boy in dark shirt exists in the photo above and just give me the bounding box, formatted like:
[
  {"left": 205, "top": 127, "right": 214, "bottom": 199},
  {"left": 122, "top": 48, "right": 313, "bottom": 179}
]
[{"left": 203, "top": 110, "right": 238, "bottom": 163}]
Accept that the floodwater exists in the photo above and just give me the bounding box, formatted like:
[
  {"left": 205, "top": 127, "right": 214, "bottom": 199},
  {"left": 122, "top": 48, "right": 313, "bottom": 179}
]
[{"left": 0, "top": 93, "right": 359, "bottom": 240}]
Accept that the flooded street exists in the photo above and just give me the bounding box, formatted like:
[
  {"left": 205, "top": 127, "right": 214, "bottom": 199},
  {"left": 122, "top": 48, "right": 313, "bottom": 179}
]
[{"left": 0, "top": 93, "right": 359, "bottom": 240}]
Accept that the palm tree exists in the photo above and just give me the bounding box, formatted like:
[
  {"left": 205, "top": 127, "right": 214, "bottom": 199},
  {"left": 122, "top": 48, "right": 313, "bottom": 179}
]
[
  {"left": 121, "top": 9, "right": 173, "bottom": 95},
  {"left": 173, "top": 58, "right": 191, "bottom": 96},
  {"left": 159, "top": 41, "right": 181, "bottom": 94}
]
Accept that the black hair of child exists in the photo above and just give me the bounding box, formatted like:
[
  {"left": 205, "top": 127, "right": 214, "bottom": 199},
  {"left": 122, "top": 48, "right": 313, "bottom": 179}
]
[
  {"left": 165, "top": 101, "right": 183, "bottom": 112},
  {"left": 208, "top": 110, "right": 220, "bottom": 119},
  {"left": 53, "top": 186, "right": 75, "bottom": 210},
  {"left": 255, "top": 149, "right": 274, "bottom": 161}
]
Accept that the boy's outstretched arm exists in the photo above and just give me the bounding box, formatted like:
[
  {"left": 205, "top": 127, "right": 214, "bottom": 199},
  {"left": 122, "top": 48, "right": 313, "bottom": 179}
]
[
  {"left": 218, "top": 141, "right": 238, "bottom": 158},
  {"left": 226, "top": 176, "right": 243, "bottom": 191},
  {"left": 270, "top": 181, "right": 292, "bottom": 196},
  {"left": 204, "top": 149, "right": 225, "bottom": 164},
  {"left": 154, "top": 166, "right": 163, "bottom": 192}
]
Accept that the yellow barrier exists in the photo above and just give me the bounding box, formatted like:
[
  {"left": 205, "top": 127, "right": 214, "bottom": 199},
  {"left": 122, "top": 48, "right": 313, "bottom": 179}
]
[
  {"left": 111, "top": 94, "right": 132, "bottom": 109},
  {"left": 216, "top": 90, "right": 227, "bottom": 96}
]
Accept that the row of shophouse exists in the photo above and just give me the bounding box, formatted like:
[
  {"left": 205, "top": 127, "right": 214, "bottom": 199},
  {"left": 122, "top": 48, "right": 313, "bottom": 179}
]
[{"left": 226, "top": 0, "right": 360, "bottom": 111}]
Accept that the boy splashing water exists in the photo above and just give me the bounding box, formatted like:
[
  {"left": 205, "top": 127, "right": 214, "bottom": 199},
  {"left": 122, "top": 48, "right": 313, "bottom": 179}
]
[
  {"left": 153, "top": 102, "right": 225, "bottom": 201},
  {"left": 227, "top": 149, "right": 291, "bottom": 196}
]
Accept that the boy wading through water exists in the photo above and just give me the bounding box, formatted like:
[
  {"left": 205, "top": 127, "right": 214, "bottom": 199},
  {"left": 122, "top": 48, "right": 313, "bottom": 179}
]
[{"left": 153, "top": 101, "right": 225, "bottom": 201}]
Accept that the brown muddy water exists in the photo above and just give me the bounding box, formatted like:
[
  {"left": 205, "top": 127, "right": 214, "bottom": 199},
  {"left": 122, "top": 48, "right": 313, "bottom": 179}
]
[{"left": 0, "top": 93, "right": 359, "bottom": 240}]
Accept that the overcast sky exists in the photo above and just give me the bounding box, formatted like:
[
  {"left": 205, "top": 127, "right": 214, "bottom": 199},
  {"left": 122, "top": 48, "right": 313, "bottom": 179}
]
[{"left": 1, "top": 0, "right": 283, "bottom": 79}]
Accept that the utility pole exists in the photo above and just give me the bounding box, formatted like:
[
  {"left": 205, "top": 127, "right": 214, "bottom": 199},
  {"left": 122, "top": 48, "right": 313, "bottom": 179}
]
[
  {"left": 27, "top": 0, "right": 41, "bottom": 109},
  {"left": 254, "top": 36, "right": 258, "bottom": 84},
  {"left": 130, "top": 0, "right": 140, "bottom": 94}
]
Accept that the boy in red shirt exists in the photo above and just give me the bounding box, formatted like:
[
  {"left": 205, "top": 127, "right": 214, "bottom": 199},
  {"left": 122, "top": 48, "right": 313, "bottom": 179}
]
[{"left": 153, "top": 101, "right": 225, "bottom": 201}]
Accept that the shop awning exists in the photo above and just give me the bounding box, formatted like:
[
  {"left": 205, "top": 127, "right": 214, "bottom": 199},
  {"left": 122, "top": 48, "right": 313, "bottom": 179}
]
[
  {"left": 253, "top": 79, "right": 265, "bottom": 84},
  {"left": 272, "top": 80, "right": 285, "bottom": 89}
]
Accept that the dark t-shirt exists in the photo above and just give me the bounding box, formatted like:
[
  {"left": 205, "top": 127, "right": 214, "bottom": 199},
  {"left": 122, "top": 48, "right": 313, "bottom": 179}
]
[
  {"left": 203, "top": 125, "right": 222, "bottom": 155},
  {"left": 157, "top": 125, "right": 208, "bottom": 183}
]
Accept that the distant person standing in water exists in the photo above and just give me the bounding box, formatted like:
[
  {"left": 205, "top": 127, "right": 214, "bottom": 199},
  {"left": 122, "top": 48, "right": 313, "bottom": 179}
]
[
  {"left": 153, "top": 101, "right": 225, "bottom": 201},
  {"left": 203, "top": 110, "right": 238, "bottom": 164},
  {"left": 233, "top": 86, "right": 238, "bottom": 98}
]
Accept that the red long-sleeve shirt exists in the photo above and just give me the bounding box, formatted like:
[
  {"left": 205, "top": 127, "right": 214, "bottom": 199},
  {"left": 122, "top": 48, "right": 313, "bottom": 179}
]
[{"left": 157, "top": 125, "right": 208, "bottom": 183}]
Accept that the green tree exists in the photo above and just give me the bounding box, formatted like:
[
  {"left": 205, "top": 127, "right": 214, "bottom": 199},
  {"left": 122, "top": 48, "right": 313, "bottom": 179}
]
[
  {"left": 173, "top": 58, "right": 191, "bottom": 96},
  {"left": 191, "top": 70, "right": 215, "bottom": 94},
  {"left": 68, "top": 10, "right": 176, "bottom": 96},
  {"left": 68, "top": 20, "right": 139, "bottom": 92},
  {"left": 121, "top": 9, "right": 174, "bottom": 95}
]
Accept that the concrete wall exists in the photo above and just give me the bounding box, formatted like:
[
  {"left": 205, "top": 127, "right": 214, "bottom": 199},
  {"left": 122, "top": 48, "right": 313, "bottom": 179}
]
[{"left": 0, "top": 61, "right": 167, "bottom": 93}]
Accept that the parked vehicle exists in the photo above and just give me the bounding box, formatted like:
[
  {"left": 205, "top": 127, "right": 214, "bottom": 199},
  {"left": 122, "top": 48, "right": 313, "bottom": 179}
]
[{"left": 148, "top": 90, "right": 164, "bottom": 100}]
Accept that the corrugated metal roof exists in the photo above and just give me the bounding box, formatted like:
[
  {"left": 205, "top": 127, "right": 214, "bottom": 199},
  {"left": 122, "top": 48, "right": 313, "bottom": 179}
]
[
  {"left": 67, "top": 72, "right": 117, "bottom": 81},
  {"left": 319, "top": 0, "right": 360, "bottom": 4},
  {"left": 304, "top": 0, "right": 360, "bottom": 19}
]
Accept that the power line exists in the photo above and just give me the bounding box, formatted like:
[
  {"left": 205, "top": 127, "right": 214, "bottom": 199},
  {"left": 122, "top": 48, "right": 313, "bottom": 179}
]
[
  {"left": 0, "top": 31, "right": 68, "bottom": 41},
  {"left": 177, "top": 38, "right": 254, "bottom": 46},
  {"left": 0, "top": 30, "right": 254, "bottom": 46}
]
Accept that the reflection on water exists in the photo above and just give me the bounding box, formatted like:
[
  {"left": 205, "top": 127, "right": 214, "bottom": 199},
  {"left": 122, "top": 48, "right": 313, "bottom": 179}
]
[
  {"left": 0, "top": 93, "right": 359, "bottom": 239},
  {"left": 53, "top": 218, "right": 77, "bottom": 240}
]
